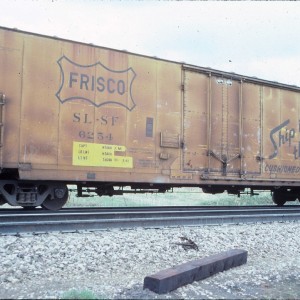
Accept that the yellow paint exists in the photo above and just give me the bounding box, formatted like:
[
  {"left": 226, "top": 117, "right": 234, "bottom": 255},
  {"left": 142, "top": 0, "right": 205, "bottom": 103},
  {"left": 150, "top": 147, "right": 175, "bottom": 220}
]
[{"left": 73, "top": 142, "right": 133, "bottom": 168}]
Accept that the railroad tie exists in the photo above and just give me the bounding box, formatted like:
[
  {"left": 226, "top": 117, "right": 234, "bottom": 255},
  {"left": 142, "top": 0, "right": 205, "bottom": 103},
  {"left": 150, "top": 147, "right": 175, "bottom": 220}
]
[{"left": 143, "top": 248, "right": 248, "bottom": 294}]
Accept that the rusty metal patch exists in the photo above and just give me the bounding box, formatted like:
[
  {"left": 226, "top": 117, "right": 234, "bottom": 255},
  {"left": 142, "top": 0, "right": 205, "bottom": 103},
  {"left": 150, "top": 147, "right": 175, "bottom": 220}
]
[{"left": 56, "top": 56, "right": 136, "bottom": 111}]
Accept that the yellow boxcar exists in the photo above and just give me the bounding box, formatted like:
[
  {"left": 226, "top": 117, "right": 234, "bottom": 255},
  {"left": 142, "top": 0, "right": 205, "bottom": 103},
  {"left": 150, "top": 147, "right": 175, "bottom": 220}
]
[{"left": 1, "top": 26, "right": 300, "bottom": 209}]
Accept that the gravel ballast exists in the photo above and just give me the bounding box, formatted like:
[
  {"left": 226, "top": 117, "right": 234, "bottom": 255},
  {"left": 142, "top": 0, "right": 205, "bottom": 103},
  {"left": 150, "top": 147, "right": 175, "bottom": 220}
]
[{"left": 0, "top": 221, "right": 300, "bottom": 299}]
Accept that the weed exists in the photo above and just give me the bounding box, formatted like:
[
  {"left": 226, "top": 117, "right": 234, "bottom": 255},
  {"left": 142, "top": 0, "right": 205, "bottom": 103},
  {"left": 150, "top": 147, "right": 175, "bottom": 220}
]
[{"left": 60, "top": 289, "right": 102, "bottom": 300}]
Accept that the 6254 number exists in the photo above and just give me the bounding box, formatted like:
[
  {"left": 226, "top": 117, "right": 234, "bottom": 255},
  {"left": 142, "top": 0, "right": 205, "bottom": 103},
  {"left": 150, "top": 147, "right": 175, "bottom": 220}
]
[{"left": 79, "top": 131, "right": 113, "bottom": 141}]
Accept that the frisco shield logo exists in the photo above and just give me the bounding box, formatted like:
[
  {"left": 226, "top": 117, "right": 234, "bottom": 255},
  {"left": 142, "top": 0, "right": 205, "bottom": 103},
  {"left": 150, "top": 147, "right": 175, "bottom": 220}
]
[{"left": 56, "top": 56, "right": 136, "bottom": 111}]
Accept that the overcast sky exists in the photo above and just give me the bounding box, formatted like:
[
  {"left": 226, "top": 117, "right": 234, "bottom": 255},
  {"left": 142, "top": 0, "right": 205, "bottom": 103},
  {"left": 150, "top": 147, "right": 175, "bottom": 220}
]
[{"left": 2, "top": 0, "right": 300, "bottom": 86}]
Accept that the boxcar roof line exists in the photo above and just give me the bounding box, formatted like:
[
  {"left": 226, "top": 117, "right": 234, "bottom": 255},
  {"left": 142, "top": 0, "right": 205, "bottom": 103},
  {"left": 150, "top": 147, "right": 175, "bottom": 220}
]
[{"left": 1, "top": 25, "right": 299, "bottom": 92}]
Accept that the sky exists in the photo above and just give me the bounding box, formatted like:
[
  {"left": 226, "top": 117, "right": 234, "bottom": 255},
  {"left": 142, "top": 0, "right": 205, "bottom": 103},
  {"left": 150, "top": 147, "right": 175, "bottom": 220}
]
[{"left": 1, "top": 0, "right": 300, "bottom": 86}]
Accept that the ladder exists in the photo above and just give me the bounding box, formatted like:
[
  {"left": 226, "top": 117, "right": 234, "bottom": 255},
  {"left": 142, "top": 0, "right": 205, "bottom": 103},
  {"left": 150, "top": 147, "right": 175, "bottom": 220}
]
[{"left": 0, "top": 92, "right": 5, "bottom": 169}]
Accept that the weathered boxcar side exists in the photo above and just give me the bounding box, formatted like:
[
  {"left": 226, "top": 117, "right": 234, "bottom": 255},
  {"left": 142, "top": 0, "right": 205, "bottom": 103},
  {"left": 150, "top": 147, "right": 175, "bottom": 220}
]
[{"left": 1, "top": 26, "right": 300, "bottom": 209}]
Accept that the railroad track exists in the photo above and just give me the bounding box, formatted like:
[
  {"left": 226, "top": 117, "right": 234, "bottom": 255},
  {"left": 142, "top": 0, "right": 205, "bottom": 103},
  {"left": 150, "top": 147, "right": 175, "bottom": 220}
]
[{"left": 1, "top": 205, "right": 300, "bottom": 235}]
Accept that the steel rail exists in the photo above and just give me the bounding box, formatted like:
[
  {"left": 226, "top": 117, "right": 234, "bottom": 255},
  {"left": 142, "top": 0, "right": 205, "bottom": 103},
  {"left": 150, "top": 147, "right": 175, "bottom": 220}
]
[
  {"left": 1, "top": 206, "right": 300, "bottom": 235},
  {"left": 1, "top": 205, "right": 299, "bottom": 213}
]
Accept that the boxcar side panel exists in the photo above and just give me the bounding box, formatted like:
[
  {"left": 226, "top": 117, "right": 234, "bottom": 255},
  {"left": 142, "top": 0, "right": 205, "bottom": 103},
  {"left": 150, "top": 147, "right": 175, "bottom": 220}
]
[
  {"left": 0, "top": 28, "right": 184, "bottom": 184},
  {"left": 19, "top": 34, "right": 60, "bottom": 167},
  {"left": 0, "top": 29, "right": 23, "bottom": 167},
  {"left": 156, "top": 60, "right": 182, "bottom": 181},
  {"left": 262, "top": 87, "right": 300, "bottom": 180},
  {"left": 127, "top": 54, "right": 158, "bottom": 174},
  {"left": 2, "top": 27, "right": 300, "bottom": 191},
  {"left": 241, "top": 82, "right": 261, "bottom": 176},
  {"left": 182, "top": 70, "right": 209, "bottom": 172}
]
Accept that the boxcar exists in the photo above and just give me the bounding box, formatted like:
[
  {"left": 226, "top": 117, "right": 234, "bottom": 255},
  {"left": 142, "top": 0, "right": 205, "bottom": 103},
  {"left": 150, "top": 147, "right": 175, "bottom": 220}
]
[{"left": 1, "top": 26, "right": 300, "bottom": 209}]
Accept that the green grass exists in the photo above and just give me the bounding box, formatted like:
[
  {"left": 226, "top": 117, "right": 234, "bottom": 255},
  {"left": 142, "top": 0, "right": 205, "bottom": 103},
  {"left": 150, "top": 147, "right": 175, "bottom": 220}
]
[{"left": 65, "top": 187, "right": 287, "bottom": 208}]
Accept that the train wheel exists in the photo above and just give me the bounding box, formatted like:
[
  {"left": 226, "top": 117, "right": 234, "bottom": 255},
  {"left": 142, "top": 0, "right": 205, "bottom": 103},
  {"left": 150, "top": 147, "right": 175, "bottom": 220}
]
[
  {"left": 41, "top": 185, "right": 69, "bottom": 211},
  {"left": 272, "top": 191, "right": 286, "bottom": 207}
]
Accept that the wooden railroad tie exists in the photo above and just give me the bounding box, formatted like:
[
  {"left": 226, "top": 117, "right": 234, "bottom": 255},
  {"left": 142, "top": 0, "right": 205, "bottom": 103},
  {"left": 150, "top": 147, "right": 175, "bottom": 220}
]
[{"left": 143, "top": 249, "right": 248, "bottom": 294}]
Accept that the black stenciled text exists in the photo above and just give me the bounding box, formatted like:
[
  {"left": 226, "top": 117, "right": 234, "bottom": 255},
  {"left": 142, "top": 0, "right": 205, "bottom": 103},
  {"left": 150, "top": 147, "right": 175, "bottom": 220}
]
[
  {"left": 69, "top": 72, "right": 126, "bottom": 96},
  {"left": 269, "top": 119, "right": 300, "bottom": 160},
  {"left": 73, "top": 112, "right": 119, "bottom": 142}
]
